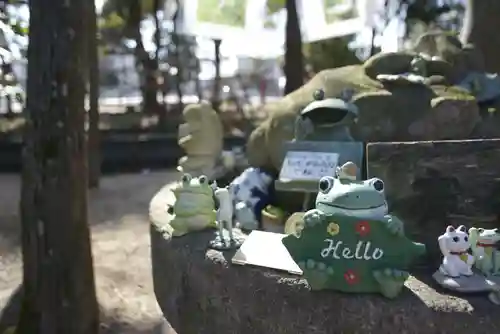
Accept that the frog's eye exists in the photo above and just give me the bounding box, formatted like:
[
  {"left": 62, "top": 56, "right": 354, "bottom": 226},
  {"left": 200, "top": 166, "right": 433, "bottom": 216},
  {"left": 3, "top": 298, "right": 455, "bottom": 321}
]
[
  {"left": 199, "top": 175, "right": 207, "bottom": 184},
  {"left": 318, "top": 177, "right": 334, "bottom": 193},
  {"left": 181, "top": 174, "right": 192, "bottom": 183},
  {"left": 372, "top": 179, "right": 384, "bottom": 192}
]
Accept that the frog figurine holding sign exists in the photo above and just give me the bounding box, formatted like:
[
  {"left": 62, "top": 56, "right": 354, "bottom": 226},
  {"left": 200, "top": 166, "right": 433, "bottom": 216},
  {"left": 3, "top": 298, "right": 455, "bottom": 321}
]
[{"left": 282, "top": 163, "right": 425, "bottom": 298}]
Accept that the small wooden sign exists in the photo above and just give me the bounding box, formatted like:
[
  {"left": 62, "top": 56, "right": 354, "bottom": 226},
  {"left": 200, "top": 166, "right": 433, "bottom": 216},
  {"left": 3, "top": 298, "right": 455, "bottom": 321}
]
[
  {"left": 232, "top": 230, "right": 303, "bottom": 275},
  {"left": 279, "top": 151, "right": 339, "bottom": 181},
  {"left": 282, "top": 214, "right": 425, "bottom": 296}
]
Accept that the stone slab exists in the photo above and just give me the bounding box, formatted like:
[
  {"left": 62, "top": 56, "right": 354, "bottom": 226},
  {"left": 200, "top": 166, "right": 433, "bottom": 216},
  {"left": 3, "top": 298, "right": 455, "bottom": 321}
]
[
  {"left": 149, "top": 184, "right": 500, "bottom": 334},
  {"left": 366, "top": 139, "right": 500, "bottom": 262},
  {"left": 432, "top": 271, "right": 497, "bottom": 292}
]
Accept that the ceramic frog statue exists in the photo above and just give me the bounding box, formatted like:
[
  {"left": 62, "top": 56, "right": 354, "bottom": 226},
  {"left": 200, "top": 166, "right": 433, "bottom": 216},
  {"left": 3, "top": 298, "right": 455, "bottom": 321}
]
[
  {"left": 167, "top": 173, "right": 217, "bottom": 237},
  {"left": 285, "top": 165, "right": 425, "bottom": 298},
  {"left": 304, "top": 174, "right": 403, "bottom": 235},
  {"left": 469, "top": 227, "right": 500, "bottom": 276}
]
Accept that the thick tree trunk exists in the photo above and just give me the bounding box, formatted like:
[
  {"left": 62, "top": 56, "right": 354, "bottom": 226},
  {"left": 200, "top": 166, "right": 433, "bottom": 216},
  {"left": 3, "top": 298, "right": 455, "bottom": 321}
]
[
  {"left": 284, "top": 0, "right": 304, "bottom": 95},
  {"left": 461, "top": 0, "right": 500, "bottom": 73},
  {"left": 17, "top": 0, "right": 99, "bottom": 332},
  {"left": 88, "top": 0, "right": 100, "bottom": 188}
]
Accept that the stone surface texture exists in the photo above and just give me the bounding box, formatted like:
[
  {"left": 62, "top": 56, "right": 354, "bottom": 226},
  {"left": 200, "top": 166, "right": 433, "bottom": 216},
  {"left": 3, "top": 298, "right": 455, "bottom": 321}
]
[
  {"left": 150, "top": 184, "right": 500, "bottom": 334},
  {"left": 246, "top": 32, "right": 491, "bottom": 173},
  {"left": 432, "top": 271, "right": 498, "bottom": 292},
  {"left": 366, "top": 139, "right": 500, "bottom": 262}
]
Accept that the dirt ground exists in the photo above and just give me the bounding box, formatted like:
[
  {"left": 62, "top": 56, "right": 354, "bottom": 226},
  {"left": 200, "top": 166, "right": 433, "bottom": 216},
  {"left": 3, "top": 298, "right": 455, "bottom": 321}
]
[{"left": 0, "top": 170, "right": 179, "bottom": 333}]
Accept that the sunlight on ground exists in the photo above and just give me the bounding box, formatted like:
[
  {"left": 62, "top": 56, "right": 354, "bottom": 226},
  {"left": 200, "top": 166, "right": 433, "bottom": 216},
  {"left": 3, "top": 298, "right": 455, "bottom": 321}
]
[{"left": 0, "top": 170, "right": 179, "bottom": 331}]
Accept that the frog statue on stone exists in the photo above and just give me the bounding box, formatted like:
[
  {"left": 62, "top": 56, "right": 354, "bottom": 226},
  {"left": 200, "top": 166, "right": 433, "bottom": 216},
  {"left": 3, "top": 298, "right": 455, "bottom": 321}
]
[
  {"left": 303, "top": 166, "right": 400, "bottom": 231},
  {"left": 282, "top": 162, "right": 425, "bottom": 298},
  {"left": 167, "top": 173, "right": 217, "bottom": 237},
  {"left": 469, "top": 227, "right": 500, "bottom": 276}
]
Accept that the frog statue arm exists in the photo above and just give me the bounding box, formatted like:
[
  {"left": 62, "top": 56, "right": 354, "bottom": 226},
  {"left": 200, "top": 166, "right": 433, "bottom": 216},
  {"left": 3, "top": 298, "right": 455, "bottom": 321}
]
[
  {"left": 382, "top": 214, "right": 405, "bottom": 237},
  {"left": 303, "top": 209, "right": 326, "bottom": 227},
  {"left": 468, "top": 227, "right": 484, "bottom": 259}
]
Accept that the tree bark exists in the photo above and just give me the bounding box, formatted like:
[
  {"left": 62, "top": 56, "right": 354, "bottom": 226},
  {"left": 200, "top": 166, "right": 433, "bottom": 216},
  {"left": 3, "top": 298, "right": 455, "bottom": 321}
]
[
  {"left": 284, "top": 0, "right": 304, "bottom": 95},
  {"left": 461, "top": 0, "right": 500, "bottom": 73},
  {"left": 17, "top": 0, "right": 99, "bottom": 332},
  {"left": 88, "top": 0, "right": 101, "bottom": 188}
]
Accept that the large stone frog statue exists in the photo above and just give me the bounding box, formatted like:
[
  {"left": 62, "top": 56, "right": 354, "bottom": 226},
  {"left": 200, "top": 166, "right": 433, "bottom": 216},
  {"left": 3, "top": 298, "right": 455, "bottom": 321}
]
[
  {"left": 167, "top": 173, "right": 217, "bottom": 237},
  {"left": 469, "top": 227, "right": 500, "bottom": 276},
  {"left": 282, "top": 162, "right": 425, "bottom": 298}
]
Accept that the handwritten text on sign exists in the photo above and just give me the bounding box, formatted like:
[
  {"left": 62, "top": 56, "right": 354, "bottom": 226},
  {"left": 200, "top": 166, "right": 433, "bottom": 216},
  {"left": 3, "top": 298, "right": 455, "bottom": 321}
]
[{"left": 279, "top": 151, "right": 339, "bottom": 181}]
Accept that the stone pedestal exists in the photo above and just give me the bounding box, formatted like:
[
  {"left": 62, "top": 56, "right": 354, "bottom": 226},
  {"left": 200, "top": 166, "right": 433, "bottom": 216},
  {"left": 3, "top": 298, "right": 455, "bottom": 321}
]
[
  {"left": 367, "top": 139, "right": 500, "bottom": 262},
  {"left": 149, "top": 185, "right": 500, "bottom": 334}
]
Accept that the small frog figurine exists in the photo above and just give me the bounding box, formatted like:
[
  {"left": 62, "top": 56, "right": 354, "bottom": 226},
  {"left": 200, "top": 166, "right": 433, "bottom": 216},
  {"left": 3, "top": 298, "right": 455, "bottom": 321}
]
[
  {"left": 167, "top": 173, "right": 217, "bottom": 237},
  {"left": 304, "top": 163, "right": 395, "bottom": 225},
  {"left": 469, "top": 227, "right": 500, "bottom": 276}
]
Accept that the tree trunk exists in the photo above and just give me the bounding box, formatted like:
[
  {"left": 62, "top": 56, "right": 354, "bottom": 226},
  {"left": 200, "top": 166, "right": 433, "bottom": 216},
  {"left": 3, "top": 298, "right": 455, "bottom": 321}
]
[
  {"left": 195, "top": 53, "right": 203, "bottom": 101},
  {"left": 17, "top": 0, "right": 99, "bottom": 332},
  {"left": 88, "top": 0, "right": 100, "bottom": 188},
  {"left": 128, "top": 0, "right": 160, "bottom": 114},
  {"left": 173, "top": 0, "right": 184, "bottom": 111},
  {"left": 212, "top": 39, "right": 222, "bottom": 112},
  {"left": 153, "top": 0, "right": 168, "bottom": 126},
  {"left": 461, "top": 0, "right": 500, "bottom": 73},
  {"left": 284, "top": 0, "right": 304, "bottom": 95}
]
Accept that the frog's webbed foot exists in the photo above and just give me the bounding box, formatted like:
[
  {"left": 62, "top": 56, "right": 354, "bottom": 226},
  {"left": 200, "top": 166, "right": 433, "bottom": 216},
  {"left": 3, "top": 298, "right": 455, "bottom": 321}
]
[
  {"left": 297, "top": 259, "right": 335, "bottom": 290},
  {"left": 169, "top": 217, "right": 188, "bottom": 237},
  {"left": 383, "top": 215, "right": 405, "bottom": 237},
  {"left": 373, "top": 268, "right": 409, "bottom": 298},
  {"left": 303, "top": 209, "right": 325, "bottom": 228},
  {"left": 171, "top": 227, "right": 188, "bottom": 237}
]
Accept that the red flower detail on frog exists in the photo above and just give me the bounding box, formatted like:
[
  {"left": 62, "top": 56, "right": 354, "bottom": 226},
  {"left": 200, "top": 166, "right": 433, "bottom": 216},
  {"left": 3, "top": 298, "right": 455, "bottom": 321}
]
[
  {"left": 344, "top": 270, "right": 359, "bottom": 285},
  {"left": 355, "top": 221, "right": 371, "bottom": 236}
]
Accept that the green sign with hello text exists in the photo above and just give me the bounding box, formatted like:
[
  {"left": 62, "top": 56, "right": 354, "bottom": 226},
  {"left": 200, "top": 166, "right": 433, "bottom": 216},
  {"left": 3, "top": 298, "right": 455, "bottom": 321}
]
[{"left": 282, "top": 213, "right": 425, "bottom": 298}]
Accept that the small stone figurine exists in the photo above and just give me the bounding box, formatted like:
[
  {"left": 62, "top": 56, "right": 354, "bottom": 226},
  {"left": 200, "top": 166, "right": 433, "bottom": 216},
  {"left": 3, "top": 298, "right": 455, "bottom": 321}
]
[
  {"left": 208, "top": 184, "right": 244, "bottom": 250},
  {"left": 167, "top": 173, "right": 217, "bottom": 237},
  {"left": 468, "top": 227, "right": 500, "bottom": 276},
  {"left": 438, "top": 225, "right": 474, "bottom": 278}
]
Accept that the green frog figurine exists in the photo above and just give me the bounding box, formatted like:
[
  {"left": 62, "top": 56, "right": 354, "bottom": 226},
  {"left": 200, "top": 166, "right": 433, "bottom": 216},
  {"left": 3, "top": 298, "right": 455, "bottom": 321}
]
[
  {"left": 167, "top": 173, "right": 217, "bottom": 237},
  {"left": 282, "top": 162, "right": 425, "bottom": 298},
  {"left": 469, "top": 227, "right": 500, "bottom": 276}
]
